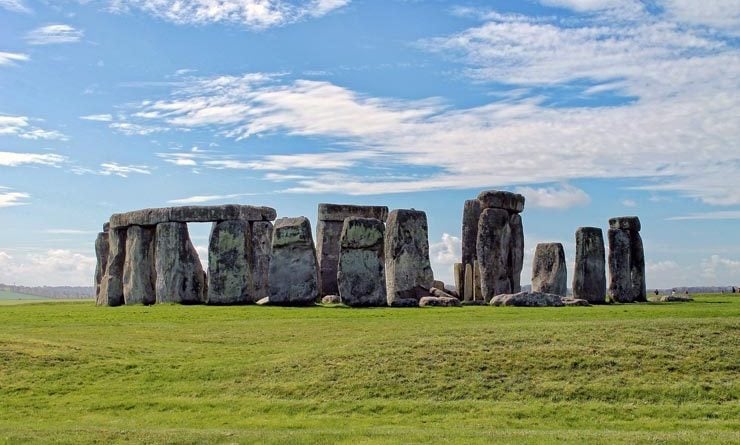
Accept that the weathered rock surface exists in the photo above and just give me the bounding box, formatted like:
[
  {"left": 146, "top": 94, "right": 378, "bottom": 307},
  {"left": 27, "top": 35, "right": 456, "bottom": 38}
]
[
  {"left": 477, "top": 190, "right": 525, "bottom": 213},
  {"left": 419, "top": 296, "right": 462, "bottom": 307},
  {"left": 461, "top": 199, "right": 482, "bottom": 267},
  {"left": 384, "top": 209, "right": 434, "bottom": 305},
  {"left": 453, "top": 262, "right": 464, "bottom": 298},
  {"left": 390, "top": 298, "right": 420, "bottom": 308},
  {"left": 572, "top": 227, "right": 606, "bottom": 304},
  {"left": 509, "top": 213, "right": 524, "bottom": 293},
  {"left": 316, "top": 204, "right": 388, "bottom": 296},
  {"left": 608, "top": 228, "right": 634, "bottom": 303},
  {"left": 207, "top": 220, "right": 250, "bottom": 305},
  {"left": 630, "top": 231, "right": 647, "bottom": 302},
  {"left": 532, "top": 243, "right": 567, "bottom": 297},
  {"left": 490, "top": 291, "right": 565, "bottom": 307},
  {"left": 269, "top": 217, "right": 319, "bottom": 306},
  {"left": 94, "top": 231, "right": 109, "bottom": 301},
  {"left": 155, "top": 222, "right": 206, "bottom": 304},
  {"left": 250, "top": 221, "right": 273, "bottom": 302},
  {"left": 464, "top": 263, "right": 473, "bottom": 302},
  {"left": 432, "top": 280, "right": 445, "bottom": 291},
  {"left": 123, "top": 225, "right": 156, "bottom": 305},
  {"left": 321, "top": 294, "right": 341, "bottom": 304},
  {"left": 337, "top": 217, "right": 386, "bottom": 307},
  {"left": 477, "top": 208, "right": 512, "bottom": 300},
  {"left": 609, "top": 216, "right": 641, "bottom": 231},
  {"left": 110, "top": 205, "right": 276, "bottom": 229},
  {"left": 98, "top": 227, "right": 126, "bottom": 307},
  {"left": 562, "top": 297, "right": 591, "bottom": 306},
  {"left": 660, "top": 295, "right": 693, "bottom": 302}
]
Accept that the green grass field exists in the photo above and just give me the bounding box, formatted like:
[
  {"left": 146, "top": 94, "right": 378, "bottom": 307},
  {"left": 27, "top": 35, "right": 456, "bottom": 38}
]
[{"left": 1, "top": 295, "right": 738, "bottom": 444}]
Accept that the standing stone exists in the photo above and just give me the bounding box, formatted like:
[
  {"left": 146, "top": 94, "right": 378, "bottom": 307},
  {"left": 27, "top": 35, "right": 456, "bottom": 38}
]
[
  {"left": 98, "top": 227, "right": 126, "bottom": 307},
  {"left": 269, "top": 217, "right": 319, "bottom": 305},
  {"left": 531, "top": 243, "right": 567, "bottom": 297},
  {"left": 207, "top": 220, "right": 250, "bottom": 305},
  {"left": 155, "top": 222, "right": 206, "bottom": 304},
  {"left": 473, "top": 260, "right": 483, "bottom": 300},
  {"left": 250, "top": 221, "right": 273, "bottom": 302},
  {"left": 477, "top": 208, "right": 511, "bottom": 300},
  {"left": 384, "top": 209, "right": 434, "bottom": 305},
  {"left": 573, "top": 227, "right": 606, "bottom": 304},
  {"left": 123, "top": 225, "right": 156, "bottom": 305},
  {"left": 461, "top": 199, "right": 482, "bottom": 268},
  {"left": 453, "top": 263, "right": 464, "bottom": 298},
  {"left": 316, "top": 204, "right": 388, "bottom": 296},
  {"left": 509, "top": 213, "right": 524, "bottom": 293},
  {"left": 608, "top": 228, "right": 633, "bottom": 303},
  {"left": 630, "top": 231, "right": 647, "bottom": 302},
  {"left": 337, "top": 217, "right": 386, "bottom": 307},
  {"left": 464, "top": 263, "right": 474, "bottom": 302},
  {"left": 94, "top": 231, "right": 109, "bottom": 302}
]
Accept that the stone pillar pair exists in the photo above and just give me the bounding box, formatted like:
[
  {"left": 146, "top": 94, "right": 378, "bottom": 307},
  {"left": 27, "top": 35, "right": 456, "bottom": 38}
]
[{"left": 608, "top": 217, "right": 646, "bottom": 303}]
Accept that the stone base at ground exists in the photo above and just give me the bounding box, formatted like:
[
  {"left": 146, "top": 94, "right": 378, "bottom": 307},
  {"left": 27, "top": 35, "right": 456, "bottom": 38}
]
[
  {"left": 321, "top": 294, "right": 341, "bottom": 304},
  {"left": 490, "top": 291, "right": 590, "bottom": 307},
  {"left": 419, "top": 296, "right": 461, "bottom": 307}
]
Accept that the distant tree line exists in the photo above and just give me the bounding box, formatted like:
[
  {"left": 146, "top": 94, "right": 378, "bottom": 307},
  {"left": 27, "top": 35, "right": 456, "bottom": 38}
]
[{"left": 0, "top": 284, "right": 94, "bottom": 299}]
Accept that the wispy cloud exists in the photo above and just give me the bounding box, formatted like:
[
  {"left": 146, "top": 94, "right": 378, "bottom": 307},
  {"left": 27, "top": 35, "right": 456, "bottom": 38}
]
[
  {"left": 25, "top": 24, "right": 84, "bottom": 45},
  {"left": 99, "top": 162, "right": 152, "bottom": 177},
  {"left": 514, "top": 183, "right": 591, "bottom": 209},
  {"left": 0, "top": 188, "right": 30, "bottom": 208},
  {"left": 167, "top": 193, "right": 257, "bottom": 204},
  {"left": 0, "top": 115, "right": 67, "bottom": 140},
  {"left": 106, "top": 0, "right": 349, "bottom": 29},
  {"left": 0, "top": 151, "right": 67, "bottom": 167},
  {"left": 80, "top": 114, "right": 113, "bottom": 122},
  {"left": 0, "top": 51, "right": 29, "bottom": 66},
  {"left": 667, "top": 211, "right": 740, "bottom": 221},
  {"left": 0, "top": 0, "right": 30, "bottom": 13}
]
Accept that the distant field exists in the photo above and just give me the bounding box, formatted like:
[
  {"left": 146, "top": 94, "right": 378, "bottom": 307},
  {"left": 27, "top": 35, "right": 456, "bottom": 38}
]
[
  {"left": 0, "top": 290, "right": 92, "bottom": 305},
  {"left": 0, "top": 295, "right": 738, "bottom": 444},
  {"left": 0, "top": 290, "right": 49, "bottom": 301}
]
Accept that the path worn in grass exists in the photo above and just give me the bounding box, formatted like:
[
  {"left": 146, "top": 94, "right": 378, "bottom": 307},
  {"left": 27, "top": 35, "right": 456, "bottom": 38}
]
[{"left": 1, "top": 295, "right": 738, "bottom": 444}]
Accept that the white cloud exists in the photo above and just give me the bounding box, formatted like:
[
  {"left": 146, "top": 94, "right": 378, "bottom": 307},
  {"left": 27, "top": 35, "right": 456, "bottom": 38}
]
[
  {"left": 514, "top": 183, "right": 590, "bottom": 209},
  {"left": 107, "top": 0, "right": 349, "bottom": 29},
  {"left": 0, "top": 249, "right": 96, "bottom": 286},
  {"left": 666, "top": 211, "right": 740, "bottom": 221},
  {"left": 622, "top": 199, "right": 637, "bottom": 207},
  {"left": 99, "top": 162, "right": 152, "bottom": 177},
  {"left": 167, "top": 193, "right": 256, "bottom": 204},
  {"left": 0, "top": 0, "right": 30, "bottom": 13},
  {"left": 0, "top": 189, "right": 30, "bottom": 208},
  {"left": 0, "top": 115, "right": 67, "bottom": 140},
  {"left": 0, "top": 151, "right": 67, "bottom": 167},
  {"left": 700, "top": 254, "right": 740, "bottom": 281},
  {"left": 80, "top": 114, "right": 113, "bottom": 122},
  {"left": 109, "top": 122, "right": 169, "bottom": 136},
  {"left": 0, "top": 51, "right": 29, "bottom": 66},
  {"left": 25, "top": 24, "right": 84, "bottom": 45},
  {"left": 538, "top": 0, "right": 644, "bottom": 14},
  {"left": 646, "top": 260, "right": 679, "bottom": 273},
  {"left": 429, "top": 233, "right": 461, "bottom": 286},
  {"left": 660, "top": 0, "right": 740, "bottom": 33}
]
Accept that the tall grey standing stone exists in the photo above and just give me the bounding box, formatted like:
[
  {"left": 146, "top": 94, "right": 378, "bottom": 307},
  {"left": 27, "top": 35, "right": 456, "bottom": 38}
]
[
  {"left": 384, "top": 209, "right": 434, "bottom": 305},
  {"left": 531, "top": 243, "right": 567, "bottom": 297},
  {"left": 461, "top": 199, "right": 482, "bottom": 268},
  {"left": 453, "top": 263, "right": 464, "bottom": 298},
  {"left": 98, "top": 227, "right": 126, "bottom": 306},
  {"left": 477, "top": 208, "right": 512, "bottom": 300},
  {"left": 207, "top": 220, "right": 250, "bottom": 305},
  {"left": 155, "top": 222, "right": 206, "bottom": 304},
  {"left": 573, "top": 227, "right": 606, "bottom": 304},
  {"left": 608, "top": 216, "right": 646, "bottom": 303},
  {"left": 509, "top": 213, "right": 524, "bottom": 293},
  {"left": 316, "top": 204, "right": 388, "bottom": 296},
  {"left": 94, "top": 231, "right": 109, "bottom": 302},
  {"left": 250, "top": 221, "right": 273, "bottom": 302},
  {"left": 337, "top": 217, "right": 386, "bottom": 307},
  {"left": 269, "top": 217, "right": 319, "bottom": 305},
  {"left": 630, "top": 231, "right": 647, "bottom": 302},
  {"left": 123, "top": 225, "right": 156, "bottom": 305}
]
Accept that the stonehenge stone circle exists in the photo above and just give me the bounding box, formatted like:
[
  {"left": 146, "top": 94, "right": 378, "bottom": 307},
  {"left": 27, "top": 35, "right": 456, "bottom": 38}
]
[
  {"left": 316, "top": 204, "right": 388, "bottom": 296},
  {"left": 384, "top": 209, "right": 434, "bottom": 305},
  {"left": 155, "top": 222, "right": 206, "bottom": 304},
  {"left": 573, "top": 227, "right": 606, "bottom": 304},
  {"left": 268, "top": 216, "right": 320, "bottom": 305},
  {"left": 122, "top": 225, "right": 156, "bottom": 305},
  {"left": 337, "top": 217, "right": 386, "bottom": 307},
  {"left": 608, "top": 216, "right": 646, "bottom": 303},
  {"left": 94, "top": 229, "right": 109, "bottom": 304},
  {"left": 207, "top": 220, "right": 251, "bottom": 305},
  {"left": 531, "top": 242, "right": 567, "bottom": 297}
]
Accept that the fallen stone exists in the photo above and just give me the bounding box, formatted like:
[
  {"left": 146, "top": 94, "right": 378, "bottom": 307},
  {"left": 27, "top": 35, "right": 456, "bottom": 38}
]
[
  {"left": 337, "top": 217, "right": 386, "bottom": 307},
  {"left": 250, "top": 221, "right": 273, "bottom": 303},
  {"left": 461, "top": 199, "right": 482, "bottom": 267},
  {"left": 123, "top": 225, "right": 156, "bottom": 305},
  {"left": 490, "top": 291, "right": 565, "bottom": 307},
  {"left": 562, "top": 297, "right": 591, "bottom": 306},
  {"left": 94, "top": 231, "right": 109, "bottom": 302},
  {"left": 660, "top": 295, "right": 693, "bottom": 302},
  {"left": 477, "top": 190, "right": 525, "bottom": 213},
  {"left": 572, "top": 227, "right": 606, "bottom": 304},
  {"left": 608, "top": 216, "right": 641, "bottom": 231},
  {"left": 268, "top": 216, "right": 320, "bottom": 306},
  {"left": 321, "top": 294, "right": 342, "bottom": 304},
  {"left": 432, "top": 280, "right": 445, "bottom": 290},
  {"left": 477, "top": 208, "right": 512, "bottom": 300},
  {"left": 389, "top": 298, "right": 419, "bottom": 308},
  {"left": 429, "top": 287, "right": 456, "bottom": 299},
  {"left": 419, "top": 296, "right": 462, "bottom": 307},
  {"left": 155, "top": 222, "right": 206, "bottom": 304},
  {"left": 531, "top": 242, "right": 567, "bottom": 297},
  {"left": 98, "top": 227, "right": 126, "bottom": 307},
  {"left": 207, "top": 220, "right": 251, "bottom": 305},
  {"left": 256, "top": 297, "right": 270, "bottom": 305},
  {"left": 384, "top": 209, "right": 434, "bottom": 305},
  {"left": 509, "top": 213, "right": 524, "bottom": 293}
]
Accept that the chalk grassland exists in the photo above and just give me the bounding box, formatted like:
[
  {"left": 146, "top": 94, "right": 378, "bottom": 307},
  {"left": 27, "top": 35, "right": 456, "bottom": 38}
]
[{"left": 0, "top": 296, "right": 738, "bottom": 444}]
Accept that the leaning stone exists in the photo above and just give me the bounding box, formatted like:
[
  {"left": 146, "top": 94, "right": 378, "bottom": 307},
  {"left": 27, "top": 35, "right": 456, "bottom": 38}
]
[
  {"left": 384, "top": 209, "right": 434, "bottom": 305},
  {"left": 461, "top": 199, "right": 482, "bottom": 267},
  {"left": 337, "top": 217, "right": 386, "bottom": 307},
  {"left": 477, "top": 190, "right": 525, "bottom": 213},
  {"left": 453, "top": 263, "right": 464, "bottom": 298},
  {"left": 572, "top": 227, "right": 606, "bottom": 304},
  {"left": 477, "top": 208, "right": 512, "bottom": 300},
  {"left": 155, "top": 222, "right": 206, "bottom": 304},
  {"left": 98, "top": 227, "right": 126, "bottom": 307},
  {"left": 94, "top": 231, "right": 109, "bottom": 302},
  {"left": 250, "top": 221, "right": 273, "bottom": 302},
  {"left": 419, "top": 296, "right": 462, "bottom": 307},
  {"left": 429, "top": 287, "right": 456, "bottom": 299},
  {"left": 256, "top": 297, "right": 270, "bottom": 305},
  {"left": 490, "top": 291, "right": 565, "bottom": 307},
  {"left": 321, "top": 294, "right": 342, "bottom": 304},
  {"left": 531, "top": 243, "right": 567, "bottom": 297},
  {"left": 317, "top": 203, "right": 389, "bottom": 222},
  {"left": 608, "top": 228, "right": 633, "bottom": 303},
  {"left": 509, "top": 213, "right": 524, "bottom": 293},
  {"left": 268, "top": 217, "right": 319, "bottom": 306},
  {"left": 207, "top": 220, "right": 251, "bottom": 305},
  {"left": 608, "top": 216, "right": 641, "bottom": 232},
  {"left": 123, "top": 225, "right": 156, "bottom": 305}
]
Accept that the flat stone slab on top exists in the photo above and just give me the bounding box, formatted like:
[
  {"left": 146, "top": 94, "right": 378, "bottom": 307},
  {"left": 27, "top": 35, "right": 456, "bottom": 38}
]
[
  {"left": 318, "top": 203, "right": 389, "bottom": 222},
  {"left": 477, "top": 190, "right": 525, "bottom": 213},
  {"left": 609, "top": 216, "right": 641, "bottom": 231},
  {"left": 110, "top": 205, "right": 277, "bottom": 229}
]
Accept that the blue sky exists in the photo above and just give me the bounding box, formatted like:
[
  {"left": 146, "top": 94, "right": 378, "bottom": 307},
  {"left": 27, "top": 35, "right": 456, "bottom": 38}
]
[{"left": 1, "top": 0, "right": 738, "bottom": 288}]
